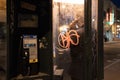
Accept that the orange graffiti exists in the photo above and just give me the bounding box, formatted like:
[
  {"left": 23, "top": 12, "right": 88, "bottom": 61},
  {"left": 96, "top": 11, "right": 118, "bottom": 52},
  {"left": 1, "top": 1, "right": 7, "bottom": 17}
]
[{"left": 58, "top": 30, "right": 80, "bottom": 49}]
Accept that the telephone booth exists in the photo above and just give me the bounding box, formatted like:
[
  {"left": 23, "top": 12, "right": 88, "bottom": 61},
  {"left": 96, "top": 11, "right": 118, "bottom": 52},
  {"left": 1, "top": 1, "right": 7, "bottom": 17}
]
[
  {"left": 7, "top": 0, "right": 104, "bottom": 80},
  {"left": 52, "top": 0, "right": 104, "bottom": 80}
]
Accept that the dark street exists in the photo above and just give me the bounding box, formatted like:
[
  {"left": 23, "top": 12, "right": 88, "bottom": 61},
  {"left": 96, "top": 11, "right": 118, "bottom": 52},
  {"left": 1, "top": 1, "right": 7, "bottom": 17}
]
[{"left": 104, "top": 40, "right": 120, "bottom": 80}]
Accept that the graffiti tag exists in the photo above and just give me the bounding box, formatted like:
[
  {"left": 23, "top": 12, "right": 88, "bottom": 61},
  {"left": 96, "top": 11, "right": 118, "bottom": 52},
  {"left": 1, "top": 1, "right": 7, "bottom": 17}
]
[{"left": 58, "top": 30, "right": 80, "bottom": 49}]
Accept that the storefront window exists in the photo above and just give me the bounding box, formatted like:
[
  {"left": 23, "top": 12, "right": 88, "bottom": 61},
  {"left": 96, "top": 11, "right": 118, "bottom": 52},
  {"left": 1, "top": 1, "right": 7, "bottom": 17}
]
[{"left": 52, "top": 0, "right": 84, "bottom": 78}]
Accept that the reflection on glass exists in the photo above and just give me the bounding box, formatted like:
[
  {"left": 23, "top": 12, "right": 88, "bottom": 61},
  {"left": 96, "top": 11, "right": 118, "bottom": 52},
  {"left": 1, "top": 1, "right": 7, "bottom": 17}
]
[
  {"left": 92, "top": 0, "right": 98, "bottom": 30},
  {"left": 91, "top": 0, "right": 98, "bottom": 79},
  {"left": 53, "top": 0, "right": 84, "bottom": 79}
]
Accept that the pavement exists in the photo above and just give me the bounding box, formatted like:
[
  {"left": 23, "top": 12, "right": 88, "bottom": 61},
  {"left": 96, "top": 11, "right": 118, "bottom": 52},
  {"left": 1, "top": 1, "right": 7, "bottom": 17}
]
[{"left": 104, "top": 39, "right": 120, "bottom": 80}]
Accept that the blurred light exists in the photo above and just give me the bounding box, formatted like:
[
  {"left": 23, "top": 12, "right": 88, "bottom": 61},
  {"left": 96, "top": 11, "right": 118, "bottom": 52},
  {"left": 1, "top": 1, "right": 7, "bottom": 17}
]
[
  {"left": 110, "top": 13, "right": 114, "bottom": 24},
  {"left": 109, "top": 21, "right": 114, "bottom": 25},
  {"left": 75, "top": 24, "right": 79, "bottom": 28},
  {"left": 117, "top": 25, "right": 120, "bottom": 28},
  {"left": 106, "top": 13, "right": 109, "bottom": 21},
  {"left": 92, "top": 19, "right": 95, "bottom": 22},
  {"left": 112, "top": 32, "right": 115, "bottom": 34},
  {"left": 53, "top": 0, "right": 84, "bottom": 4},
  {"left": 59, "top": 25, "right": 69, "bottom": 32},
  {"left": 117, "top": 20, "right": 120, "bottom": 22},
  {"left": 62, "top": 5, "right": 66, "bottom": 8}
]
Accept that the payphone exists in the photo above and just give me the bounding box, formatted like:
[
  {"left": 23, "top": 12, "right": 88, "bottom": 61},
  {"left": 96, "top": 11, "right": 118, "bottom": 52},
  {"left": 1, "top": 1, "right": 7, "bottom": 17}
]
[
  {"left": 8, "top": 0, "right": 53, "bottom": 79},
  {"left": 21, "top": 35, "right": 38, "bottom": 76},
  {"left": 23, "top": 35, "right": 38, "bottom": 64}
]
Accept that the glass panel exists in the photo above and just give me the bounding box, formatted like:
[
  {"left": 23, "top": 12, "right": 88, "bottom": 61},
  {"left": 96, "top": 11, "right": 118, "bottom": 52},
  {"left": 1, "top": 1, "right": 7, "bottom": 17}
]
[
  {"left": 92, "top": 0, "right": 98, "bottom": 30},
  {"left": 53, "top": 0, "right": 84, "bottom": 79},
  {"left": 91, "top": 0, "right": 98, "bottom": 79},
  {"left": 0, "top": 0, "right": 6, "bottom": 79}
]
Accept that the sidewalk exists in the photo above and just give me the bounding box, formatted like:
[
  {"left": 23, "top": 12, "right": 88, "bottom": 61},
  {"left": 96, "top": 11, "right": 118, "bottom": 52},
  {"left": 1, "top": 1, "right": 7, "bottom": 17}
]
[
  {"left": 104, "top": 39, "right": 120, "bottom": 80},
  {"left": 104, "top": 38, "right": 120, "bottom": 44},
  {"left": 104, "top": 59, "right": 120, "bottom": 80}
]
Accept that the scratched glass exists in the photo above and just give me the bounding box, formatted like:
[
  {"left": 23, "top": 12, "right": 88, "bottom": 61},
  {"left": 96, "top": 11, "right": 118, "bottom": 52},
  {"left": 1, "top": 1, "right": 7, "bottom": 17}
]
[{"left": 52, "top": 0, "right": 84, "bottom": 79}]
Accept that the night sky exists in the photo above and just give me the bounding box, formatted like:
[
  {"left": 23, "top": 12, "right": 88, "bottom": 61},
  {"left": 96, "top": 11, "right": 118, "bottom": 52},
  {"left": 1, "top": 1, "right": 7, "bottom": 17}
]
[{"left": 111, "top": 0, "right": 120, "bottom": 8}]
